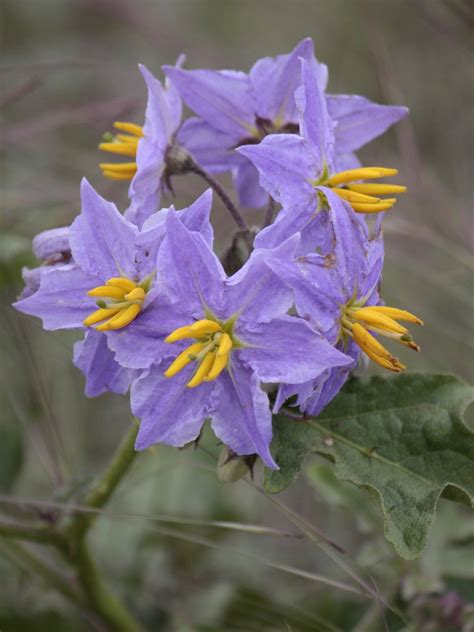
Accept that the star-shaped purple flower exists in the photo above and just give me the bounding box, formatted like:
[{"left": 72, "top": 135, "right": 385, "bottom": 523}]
[
  {"left": 165, "top": 38, "right": 407, "bottom": 209},
  {"left": 113, "top": 212, "right": 352, "bottom": 468},
  {"left": 100, "top": 60, "right": 190, "bottom": 229},
  {"left": 266, "top": 200, "right": 421, "bottom": 414},
  {"left": 14, "top": 179, "right": 213, "bottom": 397},
  {"left": 238, "top": 57, "right": 407, "bottom": 252}
]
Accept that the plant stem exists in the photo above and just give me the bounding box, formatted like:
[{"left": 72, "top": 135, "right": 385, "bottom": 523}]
[
  {"left": 0, "top": 518, "right": 67, "bottom": 549},
  {"left": 188, "top": 162, "right": 251, "bottom": 236},
  {"left": 73, "top": 539, "right": 142, "bottom": 632},
  {"left": 65, "top": 420, "right": 139, "bottom": 542}
]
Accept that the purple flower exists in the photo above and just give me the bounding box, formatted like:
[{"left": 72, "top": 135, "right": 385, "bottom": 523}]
[
  {"left": 20, "top": 227, "right": 71, "bottom": 299},
  {"left": 14, "top": 179, "right": 213, "bottom": 397},
  {"left": 165, "top": 38, "right": 406, "bottom": 209},
  {"left": 99, "top": 60, "right": 191, "bottom": 228},
  {"left": 114, "top": 212, "right": 352, "bottom": 468},
  {"left": 238, "top": 58, "right": 407, "bottom": 253},
  {"left": 265, "top": 199, "right": 422, "bottom": 415}
]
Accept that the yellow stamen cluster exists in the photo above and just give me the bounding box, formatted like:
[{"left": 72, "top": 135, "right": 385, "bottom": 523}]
[
  {"left": 98, "top": 122, "right": 143, "bottom": 181},
  {"left": 164, "top": 319, "right": 233, "bottom": 388},
  {"left": 340, "top": 305, "right": 423, "bottom": 372},
  {"left": 326, "top": 167, "right": 406, "bottom": 214},
  {"left": 83, "top": 277, "right": 146, "bottom": 331}
]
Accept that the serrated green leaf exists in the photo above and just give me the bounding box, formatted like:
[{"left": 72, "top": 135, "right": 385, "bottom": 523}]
[{"left": 264, "top": 374, "right": 474, "bottom": 559}]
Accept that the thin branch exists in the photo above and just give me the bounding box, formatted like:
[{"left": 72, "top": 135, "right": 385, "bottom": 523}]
[
  {"left": 0, "top": 517, "right": 67, "bottom": 549},
  {"left": 188, "top": 162, "right": 252, "bottom": 237}
]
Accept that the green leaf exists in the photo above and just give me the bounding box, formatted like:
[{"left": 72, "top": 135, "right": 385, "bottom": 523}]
[
  {"left": 0, "top": 422, "right": 23, "bottom": 493},
  {"left": 264, "top": 374, "right": 474, "bottom": 559}
]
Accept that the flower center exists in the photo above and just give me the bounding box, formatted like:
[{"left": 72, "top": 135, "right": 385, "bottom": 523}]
[
  {"left": 339, "top": 300, "right": 423, "bottom": 372},
  {"left": 164, "top": 318, "right": 235, "bottom": 388},
  {"left": 83, "top": 275, "right": 151, "bottom": 331},
  {"left": 98, "top": 121, "right": 143, "bottom": 181},
  {"left": 237, "top": 116, "right": 299, "bottom": 146},
  {"left": 313, "top": 166, "right": 407, "bottom": 214}
]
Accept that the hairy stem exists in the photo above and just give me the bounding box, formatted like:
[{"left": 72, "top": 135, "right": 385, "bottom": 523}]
[
  {"left": 0, "top": 518, "right": 67, "bottom": 549},
  {"left": 188, "top": 162, "right": 252, "bottom": 237},
  {"left": 65, "top": 420, "right": 139, "bottom": 542},
  {"left": 1, "top": 422, "right": 144, "bottom": 632},
  {"left": 72, "top": 539, "right": 142, "bottom": 632}
]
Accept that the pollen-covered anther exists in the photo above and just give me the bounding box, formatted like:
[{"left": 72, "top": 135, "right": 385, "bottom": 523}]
[
  {"left": 83, "top": 276, "right": 147, "bottom": 332},
  {"left": 328, "top": 167, "right": 406, "bottom": 214},
  {"left": 164, "top": 319, "right": 234, "bottom": 386},
  {"left": 98, "top": 121, "right": 143, "bottom": 181},
  {"left": 342, "top": 304, "right": 422, "bottom": 372}
]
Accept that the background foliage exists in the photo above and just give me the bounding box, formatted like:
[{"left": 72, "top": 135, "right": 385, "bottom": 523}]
[{"left": 1, "top": 1, "right": 473, "bottom": 630}]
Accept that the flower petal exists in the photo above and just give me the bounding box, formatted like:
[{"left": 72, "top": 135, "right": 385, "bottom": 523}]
[
  {"left": 178, "top": 117, "right": 241, "bottom": 172},
  {"left": 225, "top": 235, "right": 299, "bottom": 325},
  {"left": 73, "top": 330, "right": 135, "bottom": 397},
  {"left": 241, "top": 316, "right": 353, "bottom": 384},
  {"left": 157, "top": 212, "right": 225, "bottom": 316},
  {"left": 328, "top": 94, "right": 408, "bottom": 153},
  {"left": 250, "top": 37, "right": 317, "bottom": 123},
  {"left": 133, "top": 359, "right": 213, "bottom": 450},
  {"left": 237, "top": 134, "right": 316, "bottom": 206},
  {"left": 295, "top": 58, "right": 334, "bottom": 172},
  {"left": 210, "top": 361, "right": 277, "bottom": 469},
  {"left": 163, "top": 65, "right": 254, "bottom": 138},
  {"left": 14, "top": 264, "right": 100, "bottom": 330},
  {"left": 232, "top": 159, "right": 268, "bottom": 209},
  {"left": 71, "top": 179, "right": 138, "bottom": 280},
  {"left": 106, "top": 300, "right": 187, "bottom": 370}
]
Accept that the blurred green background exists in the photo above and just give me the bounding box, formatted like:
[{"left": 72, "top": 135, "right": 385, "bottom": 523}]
[{"left": 1, "top": 1, "right": 473, "bottom": 630}]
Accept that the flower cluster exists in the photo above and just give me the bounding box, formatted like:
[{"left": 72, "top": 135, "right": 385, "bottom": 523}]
[{"left": 14, "top": 38, "right": 422, "bottom": 469}]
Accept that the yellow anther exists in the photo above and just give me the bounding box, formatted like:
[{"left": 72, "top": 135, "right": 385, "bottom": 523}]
[
  {"left": 165, "top": 326, "right": 195, "bottom": 343},
  {"left": 217, "top": 332, "right": 233, "bottom": 357},
  {"left": 96, "top": 303, "right": 141, "bottom": 331},
  {"left": 205, "top": 352, "right": 229, "bottom": 381},
  {"left": 101, "top": 171, "right": 135, "bottom": 181},
  {"left": 190, "top": 319, "right": 222, "bottom": 336},
  {"left": 187, "top": 352, "right": 216, "bottom": 388},
  {"left": 98, "top": 142, "right": 138, "bottom": 158},
  {"left": 125, "top": 287, "right": 146, "bottom": 302},
  {"left": 347, "top": 183, "right": 407, "bottom": 195},
  {"left": 115, "top": 134, "right": 140, "bottom": 144},
  {"left": 99, "top": 162, "right": 138, "bottom": 173},
  {"left": 352, "top": 308, "right": 408, "bottom": 334},
  {"left": 352, "top": 323, "right": 405, "bottom": 372},
  {"left": 87, "top": 285, "right": 126, "bottom": 299},
  {"left": 113, "top": 122, "right": 143, "bottom": 137},
  {"left": 106, "top": 278, "right": 137, "bottom": 292},
  {"left": 363, "top": 306, "right": 423, "bottom": 325},
  {"left": 83, "top": 307, "right": 122, "bottom": 327},
  {"left": 164, "top": 342, "right": 205, "bottom": 378},
  {"left": 333, "top": 188, "right": 380, "bottom": 204},
  {"left": 351, "top": 200, "right": 396, "bottom": 213},
  {"left": 350, "top": 200, "right": 396, "bottom": 214},
  {"left": 328, "top": 167, "right": 398, "bottom": 187}
]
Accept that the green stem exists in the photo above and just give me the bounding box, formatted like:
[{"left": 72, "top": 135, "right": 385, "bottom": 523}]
[
  {"left": 0, "top": 518, "right": 67, "bottom": 549},
  {"left": 63, "top": 421, "right": 143, "bottom": 632},
  {"left": 65, "top": 421, "right": 139, "bottom": 542},
  {"left": 73, "top": 539, "right": 142, "bottom": 632}
]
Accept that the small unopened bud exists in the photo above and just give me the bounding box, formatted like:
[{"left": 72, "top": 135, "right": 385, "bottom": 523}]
[
  {"left": 165, "top": 143, "right": 194, "bottom": 175},
  {"left": 217, "top": 446, "right": 257, "bottom": 483},
  {"left": 102, "top": 131, "right": 114, "bottom": 142}
]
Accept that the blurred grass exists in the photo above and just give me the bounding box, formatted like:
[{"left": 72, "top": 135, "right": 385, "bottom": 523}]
[{"left": 1, "top": 0, "right": 473, "bottom": 629}]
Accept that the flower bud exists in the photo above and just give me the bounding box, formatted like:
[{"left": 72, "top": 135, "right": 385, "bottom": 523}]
[{"left": 216, "top": 446, "right": 257, "bottom": 483}]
